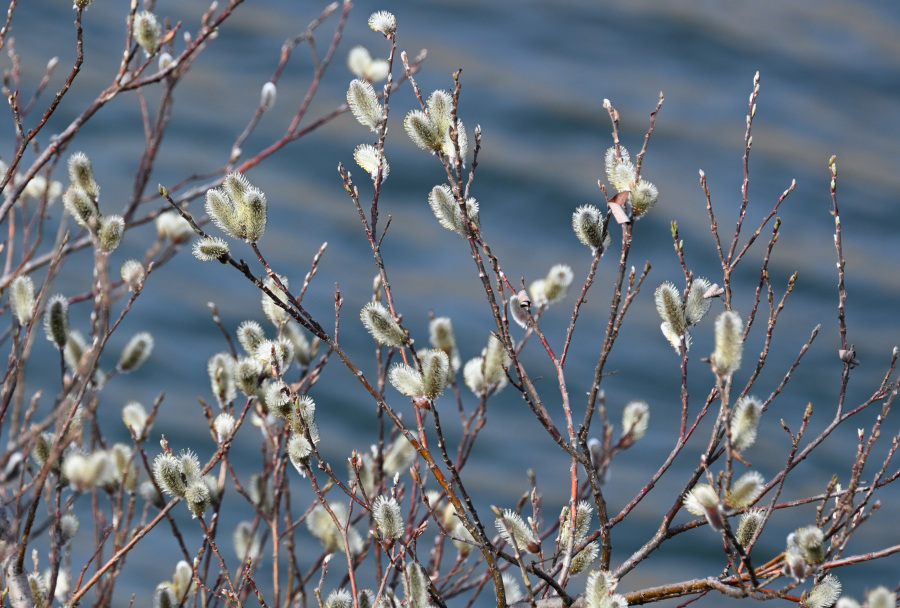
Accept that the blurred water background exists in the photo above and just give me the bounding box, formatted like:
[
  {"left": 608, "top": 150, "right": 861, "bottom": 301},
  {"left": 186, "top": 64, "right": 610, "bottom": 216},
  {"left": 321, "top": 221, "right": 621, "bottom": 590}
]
[{"left": 6, "top": 0, "right": 900, "bottom": 604}]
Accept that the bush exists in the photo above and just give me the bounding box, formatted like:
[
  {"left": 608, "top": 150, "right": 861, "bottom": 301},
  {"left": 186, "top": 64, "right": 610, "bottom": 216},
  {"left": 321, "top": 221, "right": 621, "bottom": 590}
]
[{"left": 0, "top": 3, "right": 897, "bottom": 608}]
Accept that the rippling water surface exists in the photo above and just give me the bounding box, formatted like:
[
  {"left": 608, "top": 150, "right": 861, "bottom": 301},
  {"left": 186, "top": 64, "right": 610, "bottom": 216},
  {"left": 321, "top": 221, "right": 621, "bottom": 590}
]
[{"left": 9, "top": 0, "right": 900, "bottom": 603}]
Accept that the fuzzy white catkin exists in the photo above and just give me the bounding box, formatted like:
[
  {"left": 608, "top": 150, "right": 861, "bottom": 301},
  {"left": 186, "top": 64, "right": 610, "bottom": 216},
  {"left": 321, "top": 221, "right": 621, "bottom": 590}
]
[
  {"left": 9, "top": 275, "right": 35, "bottom": 324},
  {"left": 713, "top": 310, "right": 744, "bottom": 376}
]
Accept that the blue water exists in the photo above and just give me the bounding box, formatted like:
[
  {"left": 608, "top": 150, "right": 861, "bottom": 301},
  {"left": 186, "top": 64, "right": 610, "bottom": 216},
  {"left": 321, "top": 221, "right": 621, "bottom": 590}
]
[{"left": 8, "top": 0, "right": 900, "bottom": 605}]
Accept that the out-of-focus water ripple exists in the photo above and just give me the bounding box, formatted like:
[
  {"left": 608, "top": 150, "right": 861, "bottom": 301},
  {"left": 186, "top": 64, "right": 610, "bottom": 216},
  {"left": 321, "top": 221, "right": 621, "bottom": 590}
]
[{"left": 8, "top": 0, "right": 900, "bottom": 603}]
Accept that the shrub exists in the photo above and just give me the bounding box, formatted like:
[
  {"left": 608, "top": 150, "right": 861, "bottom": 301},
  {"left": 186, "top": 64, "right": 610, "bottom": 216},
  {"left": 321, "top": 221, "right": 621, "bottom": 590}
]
[{"left": 0, "top": 3, "right": 896, "bottom": 608}]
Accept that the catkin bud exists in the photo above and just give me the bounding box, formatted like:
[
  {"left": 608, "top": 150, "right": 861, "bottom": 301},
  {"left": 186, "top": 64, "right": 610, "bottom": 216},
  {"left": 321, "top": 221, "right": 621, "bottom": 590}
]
[
  {"left": 208, "top": 352, "right": 236, "bottom": 406},
  {"left": 559, "top": 501, "right": 593, "bottom": 546},
  {"left": 630, "top": 179, "right": 659, "bottom": 217},
  {"left": 347, "top": 46, "right": 373, "bottom": 79},
  {"left": 572, "top": 204, "right": 610, "bottom": 254},
  {"left": 266, "top": 380, "right": 292, "bottom": 419},
  {"left": 736, "top": 508, "right": 764, "bottom": 546},
  {"left": 184, "top": 479, "right": 210, "bottom": 518},
  {"left": 139, "top": 480, "right": 165, "bottom": 508},
  {"left": 360, "top": 301, "right": 406, "bottom": 346},
  {"left": 98, "top": 214, "right": 125, "bottom": 252},
  {"left": 236, "top": 320, "right": 265, "bottom": 354},
  {"left": 347, "top": 79, "right": 383, "bottom": 130},
  {"left": 233, "top": 356, "right": 262, "bottom": 395},
  {"left": 731, "top": 395, "right": 762, "bottom": 451},
  {"left": 801, "top": 574, "right": 841, "bottom": 608},
  {"left": 404, "top": 563, "right": 430, "bottom": 608},
  {"left": 429, "top": 316, "right": 460, "bottom": 371},
  {"left": 260, "top": 81, "right": 276, "bottom": 110},
  {"left": 483, "top": 335, "right": 511, "bottom": 388},
  {"left": 158, "top": 52, "right": 173, "bottom": 71},
  {"left": 443, "top": 119, "right": 468, "bottom": 164},
  {"left": 133, "top": 11, "right": 161, "bottom": 56},
  {"left": 494, "top": 508, "right": 539, "bottom": 553},
  {"left": 684, "top": 483, "right": 724, "bottom": 530},
  {"left": 725, "top": 470, "right": 764, "bottom": 507},
  {"left": 307, "top": 503, "right": 345, "bottom": 553},
  {"left": 9, "top": 274, "right": 35, "bottom": 325},
  {"left": 427, "top": 90, "right": 452, "bottom": 132},
  {"left": 569, "top": 542, "right": 600, "bottom": 574},
  {"left": 192, "top": 236, "right": 229, "bottom": 261},
  {"left": 325, "top": 589, "right": 352, "bottom": 608},
  {"left": 621, "top": 400, "right": 650, "bottom": 444},
  {"left": 372, "top": 495, "right": 404, "bottom": 539},
  {"left": 73, "top": 0, "right": 93, "bottom": 8},
  {"left": 713, "top": 310, "right": 744, "bottom": 376},
  {"left": 404, "top": 110, "right": 442, "bottom": 151},
  {"left": 118, "top": 331, "right": 153, "bottom": 372},
  {"left": 120, "top": 259, "right": 145, "bottom": 290},
  {"left": 31, "top": 432, "right": 53, "bottom": 469},
  {"left": 284, "top": 321, "right": 314, "bottom": 365},
  {"left": 261, "top": 274, "right": 290, "bottom": 326},
  {"left": 63, "top": 186, "right": 98, "bottom": 228},
  {"left": 388, "top": 363, "right": 424, "bottom": 397},
  {"left": 122, "top": 401, "right": 150, "bottom": 439},
  {"left": 153, "top": 452, "right": 186, "bottom": 497},
  {"left": 368, "top": 10, "right": 396, "bottom": 35},
  {"left": 67, "top": 152, "right": 99, "bottom": 199},
  {"left": 233, "top": 521, "right": 262, "bottom": 562},
  {"left": 604, "top": 146, "right": 635, "bottom": 192},
  {"left": 205, "top": 187, "right": 242, "bottom": 240},
  {"left": 172, "top": 560, "right": 193, "bottom": 602},
  {"left": 213, "top": 413, "right": 235, "bottom": 443},
  {"left": 585, "top": 571, "right": 621, "bottom": 608},
  {"left": 866, "top": 587, "right": 896, "bottom": 608},
  {"left": 354, "top": 144, "right": 390, "bottom": 181},
  {"left": 153, "top": 583, "right": 177, "bottom": 608},
  {"left": 287, "top": 433, "right": 312, "bottom": 475},
  {"left": 685, "top": 277, "right": 712, "bottom": 325},
  {"left": 420, "top": 349, "right": 450, "bottom": 399},
  {"left": 236, "top": 186, "right": 267, "bottom": 242},
  {"left": 655, "top": 282, "right": 686, "bottom": 338},
  {"left": 543, "top": 264, "right": 574, "bottom": 303},
  {"left": 155, "top": 210, "right": 194, "bottom": 242},
  {"left": 293, "top": 396, "right": 320, "bottom": 443},
  {"left": 28, "top": 572, "right": 49, "bottom": 608},
  {"left": 382, "top": 435, "right": 416, "bottom": 476},
  {"left": 43, "top": 294, "right": 69, "bottom": 349},
  {"left": 59, "top": 512, "right": 80, "bottom": 541},
  {"left": 428, "top": 184, "right": 479, "bottom": 236},
  {"left": 792, "top": 525, "right": 825, "bottom": 565}
]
